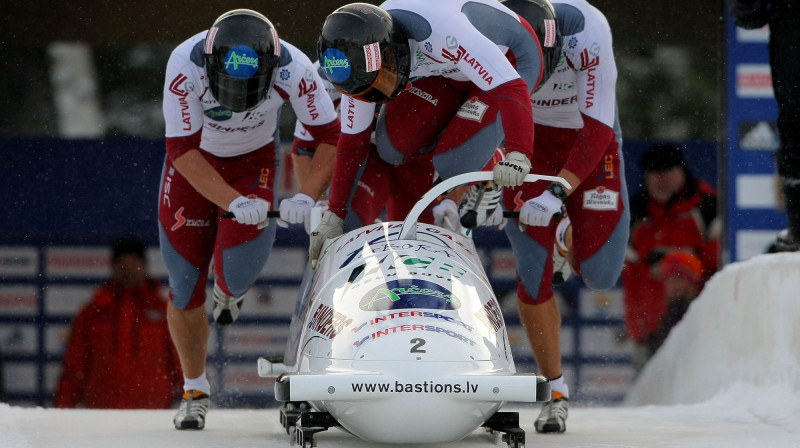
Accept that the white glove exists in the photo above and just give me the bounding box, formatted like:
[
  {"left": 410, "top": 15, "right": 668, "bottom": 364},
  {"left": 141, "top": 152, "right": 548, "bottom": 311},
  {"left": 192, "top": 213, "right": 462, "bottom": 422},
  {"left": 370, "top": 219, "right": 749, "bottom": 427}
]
[
  {"left": 493, "top": 151, "right": 531, "bottom": 187},
  {"left": 519, "top": 190, "right": 564, "bottom": 227},
  {"left": 432, "top": 199, "right": 463, "bottom": 233},
  {"left": 228, "top": 196, "right": 270, "bottom": 227},
  {"left": 309, "top": 210, "right": 345, "bottom": 269},
  {"left": 483, "top": 205, "right": 507, "bottom": 229},
  {"left": 279, "top": 193, "right": 315, "bottom": 233},
  {"left": 314, "top": 199, "right": 330, "bottom": 214}
]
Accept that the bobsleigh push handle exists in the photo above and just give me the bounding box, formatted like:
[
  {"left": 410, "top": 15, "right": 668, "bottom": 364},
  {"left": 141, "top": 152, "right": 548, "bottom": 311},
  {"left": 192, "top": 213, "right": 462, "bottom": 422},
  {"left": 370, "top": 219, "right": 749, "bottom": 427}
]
[{"left": 398, "top": 172, "right": 571, "bottom": 240}]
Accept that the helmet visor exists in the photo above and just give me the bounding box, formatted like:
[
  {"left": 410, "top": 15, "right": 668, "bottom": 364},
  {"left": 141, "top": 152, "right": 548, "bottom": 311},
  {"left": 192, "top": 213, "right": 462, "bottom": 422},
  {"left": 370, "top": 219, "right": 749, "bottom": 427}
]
[{"left": 209, "top": 69, "right": 275, "bottom": 112}]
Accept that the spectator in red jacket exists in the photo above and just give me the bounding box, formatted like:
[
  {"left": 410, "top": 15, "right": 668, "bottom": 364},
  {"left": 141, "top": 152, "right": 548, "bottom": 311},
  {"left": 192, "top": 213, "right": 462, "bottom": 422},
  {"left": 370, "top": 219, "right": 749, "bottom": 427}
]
[
  {"left": 622, "top": 144, "right": 720, "bottom": 371},
  {"left": 54, "top": 237, "right": 181, "bottom": 408}
]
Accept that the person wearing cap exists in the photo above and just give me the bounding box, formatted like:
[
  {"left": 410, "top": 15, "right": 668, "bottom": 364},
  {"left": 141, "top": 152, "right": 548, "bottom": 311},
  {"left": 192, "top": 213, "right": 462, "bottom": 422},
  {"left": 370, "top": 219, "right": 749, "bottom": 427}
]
[
  {"left": 54, "top": 237, "right": 182, "bottom": 409},
  {"left": 646, "top": 250, "right": 705, "bottom": 357},
  {"left": 622, "top": 143, "right": 720, "bottom": 372}
]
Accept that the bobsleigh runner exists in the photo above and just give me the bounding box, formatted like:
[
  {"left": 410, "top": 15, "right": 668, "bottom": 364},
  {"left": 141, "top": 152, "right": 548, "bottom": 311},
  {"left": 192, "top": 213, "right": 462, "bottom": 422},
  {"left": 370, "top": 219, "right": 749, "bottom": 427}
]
[{"left": 258, "top": 171, "right": 570, "bottom": 448}]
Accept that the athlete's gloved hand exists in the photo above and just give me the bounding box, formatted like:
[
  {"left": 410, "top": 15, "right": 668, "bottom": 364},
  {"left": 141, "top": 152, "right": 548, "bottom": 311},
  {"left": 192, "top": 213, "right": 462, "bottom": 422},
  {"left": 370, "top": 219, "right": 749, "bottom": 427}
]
[
  {"left": 228, "top": 196, "right": 271, "bottom": 227},
  {"left": 279, "top": 193, "right": 315, "bottom": 233},
  {"left": 483, "top": 205, "right": 507, "bottom": 229},
  {"left": 493, "top": 151, "right": 531, "bottom": 187},
  {"left": 519, "top": 190, "right": 564, "bottom": 227},
  {"left": 432, "top": 198, "right": 463, "bottom": 233},
  {"left": 309, "top": 210, "right": 345, "bottom": 269}
]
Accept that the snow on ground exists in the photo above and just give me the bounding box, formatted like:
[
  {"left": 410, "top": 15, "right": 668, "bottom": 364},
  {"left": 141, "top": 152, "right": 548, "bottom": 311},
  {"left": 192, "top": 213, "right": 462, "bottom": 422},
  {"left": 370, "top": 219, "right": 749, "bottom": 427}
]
[{"left": 2, "top": 254, "right": 799, "bottom": 448}]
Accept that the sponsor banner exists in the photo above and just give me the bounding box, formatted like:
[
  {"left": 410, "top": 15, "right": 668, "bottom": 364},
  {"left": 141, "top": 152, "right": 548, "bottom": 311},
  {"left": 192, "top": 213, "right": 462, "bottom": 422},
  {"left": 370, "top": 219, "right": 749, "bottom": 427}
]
[
  {"left": 0, "top": 285, "right": 38, "bottom": 316},
  {"left": 235, "top": 286, "right": 298, "bottom": 317},
  {"left": 146, "top": 248, "right": 169, "bottom": 278},
  {"left": 736, "top": 26, "right": 769, "bottom": 43},
  {"left": 222, "top": 324, "right": 289, "bottom": 356},
  {"left": 507, "top": 323, "right": 575, "bottom": 357},
  {"left": 736, "top": 174, "right": 778, "bottom": 209},
  {"left": 46, "top": 246, "right": 110, "bottom": 279},
  {"left": 579, "top": 325, "right": 631, "bottom": 357},
  {"left": 45, "top": 362, "right": 64, "bottom": 395},
  {"left": 578, "top": 364, "right": 636, "bottom": 397},
  {"left": 0, "top": 324, "right": 38, "bottom": 355},
  {"left": 5, "top": 362, "right": 37, "bottom": 393},
  {"left": 205, "top": 329, "right": 220, "bottom": 356},
  {"left": 736, "top": 230, "right": 779, "bottom": 261},
  {"left": 735, "top": 63, "right": 773, "bottom": 98},
  {"left": 0, "top": 246, "right": 39, "bottom": 277},
  {"left": 738, "top": 121, "right": 779, "bottom": 151},
  {"left": 45, "top": 324, "right": 71, "bottom": 356},
  {"left": 221, "top": 363, "right": 275, "bottom": 394},
  {"left": 577, "top": 287, "right": 625, "bottom": 319},
  {"left": 258, "top": 248, "right": 306, "bottom": 279},
  {"left": 490, "top": 248, "right": 517, "bottom": 280},
  {"left": 44, "top": 285, "right": 93, "bottom": 314}
]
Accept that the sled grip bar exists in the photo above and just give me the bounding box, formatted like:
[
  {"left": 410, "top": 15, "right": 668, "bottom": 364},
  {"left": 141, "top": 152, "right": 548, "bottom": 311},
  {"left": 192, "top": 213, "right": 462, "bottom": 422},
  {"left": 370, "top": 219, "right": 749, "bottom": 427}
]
[
  {"left": 398, "top": 172, "right": 570, "bottom": 240},
  {"left": 221, "top": 210, "right": 280, "bottom": 219}
]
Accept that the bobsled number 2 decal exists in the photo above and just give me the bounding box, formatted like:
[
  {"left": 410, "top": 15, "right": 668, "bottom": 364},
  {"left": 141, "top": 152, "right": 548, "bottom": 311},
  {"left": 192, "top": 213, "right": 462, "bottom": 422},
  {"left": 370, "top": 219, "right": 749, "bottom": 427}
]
[{"left": 359, "top": 279, "right": 461, "bottom": 311}]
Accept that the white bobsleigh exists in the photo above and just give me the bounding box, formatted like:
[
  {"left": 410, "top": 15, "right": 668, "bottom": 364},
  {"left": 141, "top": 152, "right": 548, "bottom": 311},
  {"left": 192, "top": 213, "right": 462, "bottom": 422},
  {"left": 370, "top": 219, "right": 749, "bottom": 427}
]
[{"left": 259, "top": 172, "right": 569, "bottom": 447}]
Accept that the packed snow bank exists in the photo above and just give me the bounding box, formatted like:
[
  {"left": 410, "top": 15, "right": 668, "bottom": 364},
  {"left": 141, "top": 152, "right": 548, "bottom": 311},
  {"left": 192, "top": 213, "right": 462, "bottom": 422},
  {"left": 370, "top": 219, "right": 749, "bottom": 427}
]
[{"left": 626, "top": 253, "right": 800, "bottom": 420}]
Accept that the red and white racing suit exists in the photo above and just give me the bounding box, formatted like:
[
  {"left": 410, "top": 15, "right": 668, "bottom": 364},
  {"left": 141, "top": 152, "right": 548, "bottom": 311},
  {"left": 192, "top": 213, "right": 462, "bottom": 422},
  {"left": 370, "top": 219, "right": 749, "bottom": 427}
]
[
  {"left": 328, "top": 0, "right": 546, "bottom": 226},
  {"left": 160, "top": 33, "right": 339, "bottom": 310},
  {"left": 503, "top": 0, "right": 630, "bottom": 304}
]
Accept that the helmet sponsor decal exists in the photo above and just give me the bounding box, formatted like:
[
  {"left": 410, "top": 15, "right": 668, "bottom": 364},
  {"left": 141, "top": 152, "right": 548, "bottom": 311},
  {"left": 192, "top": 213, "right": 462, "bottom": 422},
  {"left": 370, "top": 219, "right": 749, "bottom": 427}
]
[
  {"left": 321, "top": 48, "right": 351, "bottom": 82},
  {"left": 359, "top": 279, "right": 461, "bottom": 311},
  {"left": 363, "top": 42, "right": 382, "bottom": 72},
  {"left": 543, "top": 19, "right": 556, "bottom": 47},
  {"left": 224, "top": 45, "right": 260, "bottom": 77}
]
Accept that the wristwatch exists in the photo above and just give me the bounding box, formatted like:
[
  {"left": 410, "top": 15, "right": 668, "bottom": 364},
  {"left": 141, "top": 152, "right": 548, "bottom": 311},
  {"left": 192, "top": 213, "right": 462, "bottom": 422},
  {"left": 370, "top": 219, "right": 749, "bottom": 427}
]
[{"left": 547, "top": 182, "right": 568, "bottom": 203}]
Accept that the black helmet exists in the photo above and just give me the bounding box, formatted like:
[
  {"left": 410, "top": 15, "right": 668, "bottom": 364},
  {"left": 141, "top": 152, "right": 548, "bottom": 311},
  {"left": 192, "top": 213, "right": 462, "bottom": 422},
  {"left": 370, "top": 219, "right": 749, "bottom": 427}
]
[
  {"left": 501, "top": 0, "right": 562, "bottom": 91},
  {"left": 204, "top": 9, "right": 281, "bottom": 112},
  {"left": 317, "top": 3, "right": 410, "bottom": 104}
]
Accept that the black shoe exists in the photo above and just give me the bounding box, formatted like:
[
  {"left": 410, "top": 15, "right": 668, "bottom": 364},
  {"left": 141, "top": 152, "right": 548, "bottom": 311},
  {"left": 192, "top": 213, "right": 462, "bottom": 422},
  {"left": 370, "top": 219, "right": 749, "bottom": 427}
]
[{"left": 766, "top": 229, "right": 800, "bottom": 253}]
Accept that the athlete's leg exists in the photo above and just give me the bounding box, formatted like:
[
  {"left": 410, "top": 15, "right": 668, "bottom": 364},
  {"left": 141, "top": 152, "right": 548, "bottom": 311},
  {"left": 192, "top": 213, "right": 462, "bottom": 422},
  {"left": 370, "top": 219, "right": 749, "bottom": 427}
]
[{"left": 158, "top": 156, "right": 217, "bottom": 380}]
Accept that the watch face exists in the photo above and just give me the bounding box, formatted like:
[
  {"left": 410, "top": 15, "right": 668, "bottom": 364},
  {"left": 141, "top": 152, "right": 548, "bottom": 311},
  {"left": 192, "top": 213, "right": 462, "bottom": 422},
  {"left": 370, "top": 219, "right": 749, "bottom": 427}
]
[{"left": 549, "top": 183, "right": 567, "bottom": 201}]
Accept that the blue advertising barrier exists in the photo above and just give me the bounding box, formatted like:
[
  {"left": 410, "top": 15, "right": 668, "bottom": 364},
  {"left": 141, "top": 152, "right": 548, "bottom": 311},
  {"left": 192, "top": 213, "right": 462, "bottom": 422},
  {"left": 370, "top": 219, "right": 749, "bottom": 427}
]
[{"left": 0, "top": 137, "right": 717, "bottom": 408}]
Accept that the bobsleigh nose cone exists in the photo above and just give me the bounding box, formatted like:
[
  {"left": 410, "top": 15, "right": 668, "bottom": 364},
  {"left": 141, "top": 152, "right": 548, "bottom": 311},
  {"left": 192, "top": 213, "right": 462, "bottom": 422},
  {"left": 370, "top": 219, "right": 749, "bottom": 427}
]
[{"left": 326, "top": 393, "right": 501, "bottom": 443}]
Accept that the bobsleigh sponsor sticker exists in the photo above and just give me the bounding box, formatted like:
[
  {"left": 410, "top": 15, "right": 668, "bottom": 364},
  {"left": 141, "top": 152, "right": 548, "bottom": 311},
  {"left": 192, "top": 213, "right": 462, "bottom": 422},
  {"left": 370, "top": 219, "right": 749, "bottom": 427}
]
[
  {"left": 224, "top": 45, "right": 260, "bottom": 77},
  {"left": 582, "top": 187, "right": 619, "bottom": 211},
  {"left": 363, "top": 42, "right": 381, "bottom": 72},
  {"left": 456, "top": 97, "right": 488, "bottom": 122},
  {"left": 359, "top": 279, "right": 461, "bottom": 311},
  {"left": 321, "top": 48, "right": 351, "bottom": 82}
]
